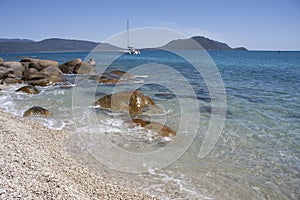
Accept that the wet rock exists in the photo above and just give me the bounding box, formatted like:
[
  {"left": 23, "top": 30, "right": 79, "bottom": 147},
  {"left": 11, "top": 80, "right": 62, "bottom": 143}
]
[
  {"left": 41, "top": 66, "right": 63, "bottom": 77},
  {"left": 20, "top": 58, "right": 58, "bottom": 71},
  {"left": 129, "top": 90, "right": 164, "bottom": 116},
  {"left": 94, "top": 90, "right": 163, "bottom": 116},
  {"left": 129, "top": 118, "right": 176, "bottom": 137},
  {"left": 16, "top": 86, "right": 40, "bottom": 94},
  {"left": 74, "top": 62, "right": 96, "bottom": 74},
  {"left": 109, "top": 70, "right": 135, "bottom": 80},
  {"left": 28, "top": 76, "right": 64, "bottom": 86},
  {"left": 22, "top": 72, "right": 49, "bottom": 81},
  {"left": 59, "top": 58, "right": 82, "bottom": 74},
  {"left": 155, "top": 93, "right": 176, "bottom": 100},
  {"left": 23, "top": 106, "right": 50, "bottom": 117},
  {"left": 1, "top": 78, "right": 23, "bottom": 84}
]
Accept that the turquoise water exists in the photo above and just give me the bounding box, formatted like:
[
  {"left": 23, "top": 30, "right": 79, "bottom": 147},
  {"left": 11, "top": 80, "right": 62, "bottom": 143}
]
[{"left": 0, "top": 50, "right": 299, "bottom": 199}]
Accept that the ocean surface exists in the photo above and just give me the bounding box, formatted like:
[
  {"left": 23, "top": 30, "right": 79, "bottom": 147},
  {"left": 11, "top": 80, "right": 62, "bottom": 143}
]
[{"left": 0, "top": 50, "right": 299, "bottom": 199}]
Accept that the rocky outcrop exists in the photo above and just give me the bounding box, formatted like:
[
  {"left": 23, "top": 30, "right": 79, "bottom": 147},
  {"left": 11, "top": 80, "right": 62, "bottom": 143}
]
[
  {"left": 74, "top": 62, "right": 96, "bottom": 74},
  {"left": 41, "top": 66, "right": 63, "bottom": 77},
  {"left": 20, "top": 58, "right": 59, "bottom": 71},
  {"left": 0, "top": 66, "right": 12, "bottom": 79},
  {"left": 16, "top": 86, "right": 40, "bottom": 94},
  {"left": 94, "top": 91, "right": 163, "bottom": 116},
  {"left": 0, "top": 61, "right": 24, "bottom": 77},
  {"left": 59, "top": 58, "right": 96, "bottom": 74},
  {"left": 59, "top": 58, "right": 82, "bottom": 74},
  {"left": 23, "top": 106, "right": 50, "bottom": 117},
  {"left": 129, "top": 118, "right": 176, "bottom": 137},
  {"left": 22, "top": 72, "right": 48, "bottom": 81}
]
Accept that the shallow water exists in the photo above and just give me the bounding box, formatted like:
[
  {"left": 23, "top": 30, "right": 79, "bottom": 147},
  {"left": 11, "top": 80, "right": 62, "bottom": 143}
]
[{"left": 0, "top": 50, "right": 299, "bottom": 199}]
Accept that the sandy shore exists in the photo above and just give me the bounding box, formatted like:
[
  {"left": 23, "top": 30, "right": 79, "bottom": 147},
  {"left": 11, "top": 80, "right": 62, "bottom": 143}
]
[{"left": 0, "top": 110, "right": 155, "bottom": 199}]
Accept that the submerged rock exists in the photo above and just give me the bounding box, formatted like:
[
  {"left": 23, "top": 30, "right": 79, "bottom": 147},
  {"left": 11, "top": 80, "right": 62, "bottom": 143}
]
[
  {"left": 94, "top": 90, "right": 163, "bottom": 116},
  {"left": 98, "top": 70, "right": 135, "bottom": 84},
  {"left": 129, "top": 118, "right": 176, "bottom": 137},
  {"left": 16, "top": 85, "right": 40, "bottom": 94},
  {"left": 23, "top": 106, "right": 50, "bottom": 117}
]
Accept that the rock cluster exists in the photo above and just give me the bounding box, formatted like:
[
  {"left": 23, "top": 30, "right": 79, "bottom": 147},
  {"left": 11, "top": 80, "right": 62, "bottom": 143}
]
[
  {"left": 1, "top": 56, "right": 176, "bottom": 137},
  {"left": 95, "top": 90, "right": 176, "bottom": 137}
]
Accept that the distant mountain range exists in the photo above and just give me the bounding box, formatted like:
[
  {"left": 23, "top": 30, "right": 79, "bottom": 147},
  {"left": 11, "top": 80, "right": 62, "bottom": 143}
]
[{"left": 0, "top": 37, "right": 247, "bottom": 53}]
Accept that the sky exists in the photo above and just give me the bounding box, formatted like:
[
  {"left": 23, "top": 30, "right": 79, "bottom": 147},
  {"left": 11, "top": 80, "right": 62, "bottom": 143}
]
[{"left": 0, "top": 0, "right": 299, "bottom": 50}]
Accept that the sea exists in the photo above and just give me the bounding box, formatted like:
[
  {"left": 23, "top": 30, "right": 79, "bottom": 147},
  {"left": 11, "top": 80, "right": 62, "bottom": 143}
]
[{"left": 0, "top": 50, "right": 299, "bottom": 199}]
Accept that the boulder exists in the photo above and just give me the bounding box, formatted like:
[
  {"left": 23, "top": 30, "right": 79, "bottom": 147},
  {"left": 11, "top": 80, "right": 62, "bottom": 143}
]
[
  {"left": 20, "top": 58, "right": 59, "bottom": 71},
  {"left": 74, "top": 62, "right": 96, "bottom": 74},
  {"left": 0, "top": 61, "right": 24, "bottom": 77},
  {"left": 16, "top": 85, "right": 40, "bottom": 94},
  {"left": 129, "top": 90, "right": 164, "bottom": 116},
  {"left": 23, "top": 106, "right": 50, "bottom": 117},
  {"left": 59, "top": 58, "right": 82, "bottom": 74},
  {"left": 28, "top": 76, "right": 64, "bottom": 86},
  {"left": 41, "top": 66, "right": 63, "bottom": 77},
  {"left": 1, "top": 78, "right": 23, "bottom": 84},
  {"left": 22, "top": 72, "right": 49, "bottom": 81},
  {"left": 88, "top": 58, "right": 96, "bottom": 66},
  {"left": 0, "top": 66, "right": 12, "bottom": 79},
  {"left": 129, "top": 118, "right": 176, "bottom": 137},
  {"left": 94, "top": 91, "right": 163, "bottom": 116},
  {"left": 0, "top": 58, "right": 3, "bottom": 62}
]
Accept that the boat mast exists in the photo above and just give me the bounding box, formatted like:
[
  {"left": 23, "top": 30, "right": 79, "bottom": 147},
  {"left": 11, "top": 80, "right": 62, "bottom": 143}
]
[{"left": 127, "top": 18, "right": 130, "bottom": 48}]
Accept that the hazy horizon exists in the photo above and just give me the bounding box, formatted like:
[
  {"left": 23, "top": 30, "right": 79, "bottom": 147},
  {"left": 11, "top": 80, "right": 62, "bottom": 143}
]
[{"left": 1, "top": 0, "right": 299, "bottom": 51}]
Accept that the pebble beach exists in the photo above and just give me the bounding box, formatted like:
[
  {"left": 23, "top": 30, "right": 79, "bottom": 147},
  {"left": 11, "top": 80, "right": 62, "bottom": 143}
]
[{"left": 0, "top": 110, "right": 155, "bottom": 199}]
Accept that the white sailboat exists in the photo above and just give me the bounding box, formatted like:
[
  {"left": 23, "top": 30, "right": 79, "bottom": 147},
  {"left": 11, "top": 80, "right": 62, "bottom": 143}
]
[{"left": 121, "top": 19, "right": 140, "bottom": 55}]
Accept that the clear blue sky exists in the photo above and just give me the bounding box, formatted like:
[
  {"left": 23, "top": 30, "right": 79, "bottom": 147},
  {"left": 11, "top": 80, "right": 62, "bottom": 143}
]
[{"left": 0, "top": 0, "right": 299, "bottom": 50}]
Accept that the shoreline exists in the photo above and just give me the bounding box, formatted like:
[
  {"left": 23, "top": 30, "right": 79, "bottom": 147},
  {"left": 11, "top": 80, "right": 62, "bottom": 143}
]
[{"left": 0, "top": 110, "right": 155, "bottom": 199}]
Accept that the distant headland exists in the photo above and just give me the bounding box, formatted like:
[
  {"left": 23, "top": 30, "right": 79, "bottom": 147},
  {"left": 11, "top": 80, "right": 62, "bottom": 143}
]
[{"left": 0, "top": 37, "right": 247, "bottom": 53}]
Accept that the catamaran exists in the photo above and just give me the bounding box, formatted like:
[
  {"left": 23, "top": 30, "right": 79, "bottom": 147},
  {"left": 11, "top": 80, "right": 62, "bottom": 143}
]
[{"left": 121, "top": 19, "right": 140, "bottom": 55}]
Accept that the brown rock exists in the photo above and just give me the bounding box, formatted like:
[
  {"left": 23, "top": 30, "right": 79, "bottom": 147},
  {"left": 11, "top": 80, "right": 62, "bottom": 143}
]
[
  {"left": 75, "top": 62, "right": 96, "bottom": 74},
  {"left": 0, "top": 66, "right": 12, "bottom": 79},
  {"left": 22, "top": 72, "right": 49, "bottom": 81},
  {"left": 0, "top": 58, "right": 3, "bottom": 62},
  {"left": 0, "top": 61, "right": 24, "bottom": 77},
  {"left": 59, "top": 58, "right": 82, "bottom": 74},
  {"left": 94, "top": 91, "right": 163, "bottom": 116},
  {"left": 23, "top": 106, "right": 50, "bottom": 117},
  {"left": 110, "top": 70, "right": 135, "bottom": 80},
  {"left": 16, "top": 86, "right": 40, "bottom": 94},
  {"left": 28, "top": 76, "right": 64, "bottom": 86},
  {"left": 129, "top": 118, "right": 176, "bottom": 137},
  {"left": 20, "top": 58, "right": 59, "bottom": 71},
  {"left": 129, "top": 90, "right": 164, "bottom": 116},
  {"left": 41, "top": 66, "right": 63, "bottom": 77},
  {"left": 1, "top": 78, "right": 23, "bottom": 84}
]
